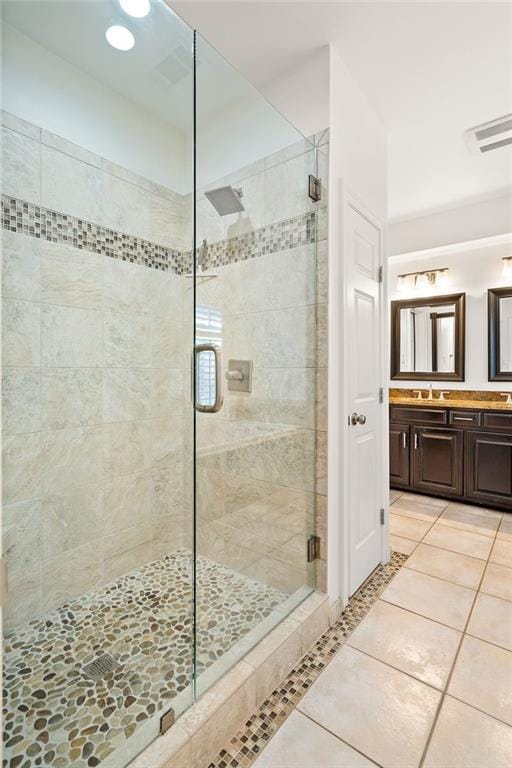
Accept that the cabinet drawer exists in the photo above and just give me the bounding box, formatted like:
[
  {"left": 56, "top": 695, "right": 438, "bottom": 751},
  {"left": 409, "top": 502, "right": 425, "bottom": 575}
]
[
  {"left": 482, "top": 411, "right": 512, "bottom": 432},
  {"left": 390, "top": 406, "right": 448, "bottom": 426},
  {"left": 449, "top": 410, "right": 481, "bottom": 428}
]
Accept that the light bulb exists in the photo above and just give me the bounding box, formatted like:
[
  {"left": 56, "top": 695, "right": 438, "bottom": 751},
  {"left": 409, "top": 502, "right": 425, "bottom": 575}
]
[
  {"left": 502, "top": 257, "right": 512, "bottom": 279},
  {"left": 119, "top": 0, "right": 150, "bottom": 18},
  {"left": 397, "top": 275, "right": 409, "bottom": 293},
  {"left": 415, "top": 273, "right": 429, "bottom": 291},
  {"left": 106, "top": 25, "right": 135, "bottom": 51},
  {"left": 437, "top": 270, "right": 449, "bottom": 289}
]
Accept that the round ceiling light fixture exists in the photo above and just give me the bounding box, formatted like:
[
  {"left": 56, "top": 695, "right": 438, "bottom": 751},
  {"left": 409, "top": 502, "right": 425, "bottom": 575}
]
[
  {"left": 119, "top": 0, "right": 150, "bottom": 18},
  {"left": 105, "top": 25, "right": 135, "bottom": 51}
]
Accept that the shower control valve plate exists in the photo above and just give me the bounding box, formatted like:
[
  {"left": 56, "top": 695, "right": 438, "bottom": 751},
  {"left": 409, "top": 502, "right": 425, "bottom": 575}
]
[{"left": 226, "top": 359, "right": 253, "bottom": 393}]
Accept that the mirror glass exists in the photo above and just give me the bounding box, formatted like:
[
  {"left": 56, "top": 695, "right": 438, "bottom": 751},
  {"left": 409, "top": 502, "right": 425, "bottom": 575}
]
[
  {"left": 391, "top": 292, "right": 465, "bottom": 381},
  {"left": 399, "top": 303, "right": 456, "bottom": 373},
  {"left": 489, "top": 287, "right": 512, "bottom": 380},
  {"left": 499, "top": 296, "right": 512, "bottom": 371}
]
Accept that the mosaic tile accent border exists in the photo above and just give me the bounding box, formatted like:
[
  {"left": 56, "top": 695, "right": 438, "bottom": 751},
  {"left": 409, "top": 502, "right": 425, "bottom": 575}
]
[
  {"left": 193, "top": 210, "right": 317, "bottom": 272},
  {"left": 208, "top": 551, "right": 408, "bottom": 768},
  {"left": 1, "top": 194, "right": 320, "bottom": 277},
  {"left": 1, "top": 194, "right": 183, "bottom": 274}
]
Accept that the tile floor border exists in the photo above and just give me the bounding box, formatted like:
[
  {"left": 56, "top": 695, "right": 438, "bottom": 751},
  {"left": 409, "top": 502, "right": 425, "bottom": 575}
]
[
  {"left": 207, "top": 552, "right": 408, "bottom": 768},
  {"left": 127, "top": 589, "right": 330, "bottom": 768},
  {"left": 221, "top": 492, "right": 511, "bottom": 768}
]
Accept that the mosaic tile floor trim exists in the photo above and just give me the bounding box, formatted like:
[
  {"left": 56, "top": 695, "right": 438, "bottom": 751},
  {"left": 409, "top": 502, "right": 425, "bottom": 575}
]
[
  {"left": 2, "top": 549, "right": 285, "bottom": 768},
  {"left": 208, "top": 551, "right": 409, "bottom": 768}
]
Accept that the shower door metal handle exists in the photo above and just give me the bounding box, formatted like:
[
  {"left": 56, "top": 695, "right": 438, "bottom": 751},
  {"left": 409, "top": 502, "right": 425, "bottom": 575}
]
[{"left": 194, "top": 343, "right": 224, "bottom": 413}]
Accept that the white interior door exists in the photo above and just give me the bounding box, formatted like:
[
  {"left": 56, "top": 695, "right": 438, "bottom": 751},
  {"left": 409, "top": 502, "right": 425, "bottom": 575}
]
[{"left": 346, "top": 204, "right": 382, "bottom": 595}]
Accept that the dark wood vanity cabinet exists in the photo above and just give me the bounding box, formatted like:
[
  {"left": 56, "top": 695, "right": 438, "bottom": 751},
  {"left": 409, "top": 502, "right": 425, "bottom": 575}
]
[
  {"left": 389, "top": 424, "right": 410, "bottom": 487},
  {"left": 411, "top": 426, "right": 463, "bottom": 497},
  {"left": 390, "top": 405, "right": 512, "bottom": 510},
  {"left": 465, "top": 431, "right": 512, "bottom": 506}
]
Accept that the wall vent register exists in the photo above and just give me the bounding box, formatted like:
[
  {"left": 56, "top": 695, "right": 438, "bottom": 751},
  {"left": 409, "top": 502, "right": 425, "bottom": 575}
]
[{"left": 465, "top": 113, "right": 512, "bottom": 154}]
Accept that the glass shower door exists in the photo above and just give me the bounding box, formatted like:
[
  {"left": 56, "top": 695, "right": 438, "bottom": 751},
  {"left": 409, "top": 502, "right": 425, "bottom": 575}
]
[
  {"left": 1, "top": 2, "right": 195, "bottom": 767},
  {"left": 192, "top": 32, "right": 323, "bottom": 696}
]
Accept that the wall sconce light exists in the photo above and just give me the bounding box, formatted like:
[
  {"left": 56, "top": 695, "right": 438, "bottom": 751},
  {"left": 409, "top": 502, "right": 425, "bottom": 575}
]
[
  {"left": 502, "top": 257, "right": 512, "bottom": 279},
  {"left": 396, "top": 267, "right": 449, "bottom": 293},
  {"left": 397, "top": 274, "right": 409, "bottom": 292}
]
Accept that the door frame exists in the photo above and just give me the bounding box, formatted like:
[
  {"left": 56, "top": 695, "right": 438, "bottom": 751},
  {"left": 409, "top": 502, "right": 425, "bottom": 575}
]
[{"left": 328, "top": 178, "right": 389, "bottom": 610}]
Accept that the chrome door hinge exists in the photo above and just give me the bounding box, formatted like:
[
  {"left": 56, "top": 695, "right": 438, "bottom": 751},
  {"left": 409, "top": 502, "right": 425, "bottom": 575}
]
[
  {"left": 379, "top": 387, "right": 384, "bottom": 404},
  {"left": 307, "top": 535, "right": 321, "bottom": 562},
  {"left": 308, "top": 174, "right": 321, "bottom": 202},
  {"left": 160, "top": 707, "right": 175, "bottom": 735},
  {"left": 380, "top": 508, "right": 385, "bottom": 525},
  {"left": 0, "top": 558, "right": 7, "bottom": 607},
  {"left": 377, "top": 265, "right": 383, "bottom": 283}
]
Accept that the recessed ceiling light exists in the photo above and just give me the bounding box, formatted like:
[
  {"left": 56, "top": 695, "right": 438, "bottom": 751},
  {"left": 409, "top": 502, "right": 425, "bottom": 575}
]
[
  {"left": 119, "top": 0, "right": 150, "bottom": 18},
  {"left": 105, "top": 25, "right": 135, "bottom": 51}
]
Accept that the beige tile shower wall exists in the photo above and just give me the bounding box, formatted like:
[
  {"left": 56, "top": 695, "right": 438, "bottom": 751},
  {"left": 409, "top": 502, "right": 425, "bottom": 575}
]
[
  {"left": 195, "top": 137, "right": 329, "bottom": 596},
  {"left": 1, "top": 113, "right": 189, "bottom": 632}
]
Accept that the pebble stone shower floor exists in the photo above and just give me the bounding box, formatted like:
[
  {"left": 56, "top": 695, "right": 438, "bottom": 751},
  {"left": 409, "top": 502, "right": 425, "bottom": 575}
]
[{"left": 3, "top": 549, "right": 286, "bottom": 768}]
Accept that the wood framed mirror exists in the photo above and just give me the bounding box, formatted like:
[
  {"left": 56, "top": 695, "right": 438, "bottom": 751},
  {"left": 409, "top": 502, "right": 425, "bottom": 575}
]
[
  {"left": 391, "top": 292, "right": 466, "bottom": 381},
  {"left": 488, "top": 286, "right": 512, "bottom": 381}
]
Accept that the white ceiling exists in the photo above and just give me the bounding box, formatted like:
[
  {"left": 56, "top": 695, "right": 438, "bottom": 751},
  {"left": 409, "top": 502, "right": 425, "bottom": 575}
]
[
  {"left": 173, "top": 1, "right": 512, "bottom": 220},
  {"left": 1, "top": 0, "right": 254, "bottom": 132}
]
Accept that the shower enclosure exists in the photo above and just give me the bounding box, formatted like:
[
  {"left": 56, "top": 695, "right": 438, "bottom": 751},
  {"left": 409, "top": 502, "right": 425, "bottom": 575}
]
[{"left": 1, "top": 2, "right": 327, "bottom": 767}]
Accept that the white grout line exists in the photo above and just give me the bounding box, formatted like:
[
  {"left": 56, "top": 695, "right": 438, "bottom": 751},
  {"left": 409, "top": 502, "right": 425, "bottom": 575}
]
[
  {"left": 402, "top": 537, "right": 492, "bottom": 561},
  {"left": 444, "top": 691, "right": 512, "bottom": 729},
  {"left": 298, "top": 709, "right": 384, "bottom": 768},
  {"left": 417, "top": 497, "right": 502, "bottom": 768},
  {"left": 343, "top": 641, "right": 450, "bottom": 693}
]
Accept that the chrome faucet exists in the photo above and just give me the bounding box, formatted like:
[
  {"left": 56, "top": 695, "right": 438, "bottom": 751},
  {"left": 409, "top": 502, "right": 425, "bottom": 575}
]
[
  {"left": 412, "top": 390, "right": 423, "bottom": 400},
  {"left": 427, "top": 383, "right": 434, "bottom": 401},
  {"left": 438, "top": 391, "right": 451, "bottom": 401},
  {"left": 500, "top": 392, "right": 512, "bottom": 404}
]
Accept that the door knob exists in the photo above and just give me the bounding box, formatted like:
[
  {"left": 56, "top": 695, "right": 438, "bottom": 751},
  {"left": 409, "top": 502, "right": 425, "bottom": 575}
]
[{"left": 351, "top": 412, "right": 367, "bottom": 426}]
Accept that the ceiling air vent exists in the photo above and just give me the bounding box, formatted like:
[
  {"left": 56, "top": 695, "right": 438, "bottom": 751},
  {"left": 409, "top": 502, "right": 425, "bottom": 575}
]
[
  {"left": 156, "top": 45, "right": 193, "bottom": 85},
  {"left": 465, "top": 114, "right": 512, "bottom": 154}
]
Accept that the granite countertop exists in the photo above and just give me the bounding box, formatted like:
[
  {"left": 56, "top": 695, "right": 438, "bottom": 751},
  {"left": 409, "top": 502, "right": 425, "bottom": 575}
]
[{"left": 389, "top": 396, "right": 512, "bottom": 412}]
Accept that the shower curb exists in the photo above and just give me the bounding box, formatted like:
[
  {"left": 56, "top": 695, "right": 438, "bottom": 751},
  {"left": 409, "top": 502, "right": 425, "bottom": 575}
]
[
  {"left": 208, "top": 551, "right": 408, "bottom": 768},
  {"left": 128, "top": 552, "right": 407, "bottom": 768},
  {"left": 127, "top": 590, "right": 330, "bottom": 768}
]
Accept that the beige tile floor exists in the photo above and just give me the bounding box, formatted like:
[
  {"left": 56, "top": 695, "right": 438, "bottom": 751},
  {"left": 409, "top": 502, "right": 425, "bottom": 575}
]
[{"left": 253, "top": 491, "right": 512, "bottom": 768}]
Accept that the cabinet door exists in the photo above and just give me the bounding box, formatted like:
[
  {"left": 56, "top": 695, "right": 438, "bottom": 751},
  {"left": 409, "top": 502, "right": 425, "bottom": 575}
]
[
  {"left": 412, "top": 427, "right": 463, "bottom": 496},
  {"left": 390, "top": 423, "right": 410, "bottom": 488},
  {"left": 466, "top": 431, "right": 512, "bottom": 509}
]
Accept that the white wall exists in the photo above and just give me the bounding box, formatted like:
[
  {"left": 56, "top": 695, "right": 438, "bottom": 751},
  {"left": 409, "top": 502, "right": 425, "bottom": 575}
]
[
  {"left": 262, "top": 47, "right": 330, "bottom": 140},
  {"left": 388, "top": 191, "right": 512, "bottom": 256},
  {"left": 328, "top": 47, "right": 387, "bottom": 222},
  {"left": 388, "top": 235, "right": 512, "bottom": 391},
  {"left": 193, "top": 91, "right": 306, "bottom": 189},
  {"left": 2, "top": 20, "right": 322, "bottom": 199},
  {"left": 1, "top": 23, "right": 189, "bottom": 193},
  {"left": 328, "top": 44, "right": 387, "bottom": 609}
]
